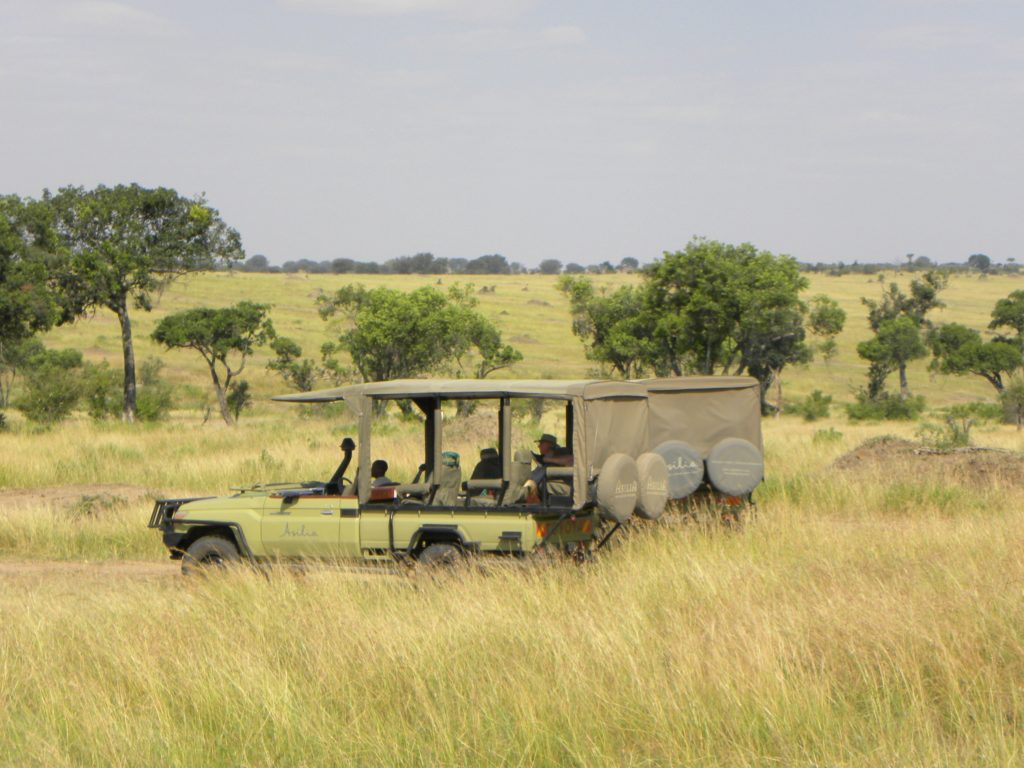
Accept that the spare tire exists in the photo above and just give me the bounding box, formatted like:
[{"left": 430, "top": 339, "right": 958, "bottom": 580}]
[
  {"left": 595, "top": 453, "right": 639, "bottom": 524},
  {"left": 706, "top": 438, "right": 764, "bottom": 496},
  {"left": 652, "top": 440, "right": 705, "bottom": 500},
  {"left": 634, "top": 453, "right": 669, "bottom": 521}
]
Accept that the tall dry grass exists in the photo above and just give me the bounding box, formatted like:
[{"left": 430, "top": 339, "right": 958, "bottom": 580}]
[{"left": 2, "top": 416, "right": 1024, "bottom": 764}]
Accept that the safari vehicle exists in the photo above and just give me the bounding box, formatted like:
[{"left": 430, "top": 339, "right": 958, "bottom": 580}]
[{"left": 149, "top": 377, "right": 764, "bottom": 573}]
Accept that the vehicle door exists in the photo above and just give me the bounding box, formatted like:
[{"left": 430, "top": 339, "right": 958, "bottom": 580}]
[{"left": 261, "top": 494, "right": 358, "bottom": 559}]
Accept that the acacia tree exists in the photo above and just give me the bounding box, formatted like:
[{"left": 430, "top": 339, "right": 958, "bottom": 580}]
[
  {"left": 928, "top": 323, "right": 1021, "bottom": 394},
  {"left": 152, "top": 302, "right": 274, "bottom": 425},
  {"left": 48, "top": 184, "right": 243, "bottom": 422}
]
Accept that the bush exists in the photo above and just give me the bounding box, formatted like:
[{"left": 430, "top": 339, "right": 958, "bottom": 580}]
[
  {"left": 846, "top": 391, "right": 926, "bottom": 421},
  {"left": 16, "top": 349, "right": 84, "bottom": 424},
  {"left": 794, "top": 390, "right": 832, "bottom": 421},
  {"left": 812, "top": 427, "right": 844, "bottom": 444},
  {"left": 938, "top": 401, "right": 1004, "bottom": 424},
  {"left": 136, "top": 358, "right": 173, "bottom": 422},
  {"left": 81, "top": 362, "right": 122, "bottom": 420},
  {"left": 917, "top": 416, "right": 973, "bottom": 450},
  {"left": 226, "top": 380, "right": 252, "bottom": 422}
]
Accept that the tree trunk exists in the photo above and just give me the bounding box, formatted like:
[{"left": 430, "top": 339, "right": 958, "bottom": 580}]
[
  {"left": 116, "top": 304, "right": 137, "bottom": 423},
  {"left": 898, "top": 363, "right": 910, "bottom": 399},
  {"left": 208, "top": 363, "right": 234, "bottom": 425},
  {"left": 774, "top": 369, "right": 783, "bottom": 418}
]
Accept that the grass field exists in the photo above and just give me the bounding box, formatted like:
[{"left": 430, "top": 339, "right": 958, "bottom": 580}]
[
  {"left": 25, "top": 269, "right": 1024, "bottom": 412},
  {"left": 3, "top": 271, "right": 1024, "bottom": 765}
]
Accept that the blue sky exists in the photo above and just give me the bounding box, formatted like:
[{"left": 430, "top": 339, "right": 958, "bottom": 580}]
[{"left": 2, "top": 0, "right": 1021, "bottom": 266}]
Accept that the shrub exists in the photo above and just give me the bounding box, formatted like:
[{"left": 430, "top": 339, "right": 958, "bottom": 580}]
[
  {"left": 136, "top": 358, "right": 173, "bottom": 422},
  {"left": 795, "top": 390, "right": 832, "bottom": 421},
  {"left": 812, "top": 427, "right": 844, "bottom": 444},
  {"left": 846, "top": 391, "right": 926, "bottom": 421},
  {"left": 16, "top": 349, "right": 84, "bottom": 424},
  {"left": 226, "top": 380, "right": 252, "bottom": 422},
  {"left": 917, "top": 416, "right": 972, "bottom": 450},
  {"left": 938, "top": 401, "right": 1003, "bottom": 424},
  {"left": 81, "top": 362, "right": 122, "bottom": 420}
]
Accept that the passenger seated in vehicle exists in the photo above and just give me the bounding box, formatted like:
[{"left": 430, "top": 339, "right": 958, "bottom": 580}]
[
  {"left": 521, "top": 433, "right": 573, "bottom": 503},
  {"left": 371, "top": 459, "right": 396, "bottom": 487},
  {"left": 471, "top": 447, "right": 502, "bottom": 481}
]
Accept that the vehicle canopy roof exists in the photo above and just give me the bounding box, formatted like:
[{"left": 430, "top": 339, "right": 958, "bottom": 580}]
[{"left": 272, "top": 376, "right": 761, "bottom": 507}]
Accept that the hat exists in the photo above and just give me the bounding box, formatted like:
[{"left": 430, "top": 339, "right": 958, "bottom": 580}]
[
  {"left": 441, "top": 450, "right": 460, "bottom": 468},
  {"left": 536, "top": 433, "right": 558, "bottom": 445}
]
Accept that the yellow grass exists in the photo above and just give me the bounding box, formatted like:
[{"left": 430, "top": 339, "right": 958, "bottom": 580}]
[{"left": 3, "top": 272, "right": 1024, "bottom": 764}]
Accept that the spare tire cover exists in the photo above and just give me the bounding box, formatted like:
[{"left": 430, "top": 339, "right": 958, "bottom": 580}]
[
  {"left": 652, "top": 440, "right": 705, "bottom": 500},
  {"left": 595, "top": 453, "right": 639, "bottom": 524},
  {"left": 634, "top": 453, "right": 669, "bottom": 521},
  {"left": 706, "top": 438, "right": 764, "bottom": 496}
]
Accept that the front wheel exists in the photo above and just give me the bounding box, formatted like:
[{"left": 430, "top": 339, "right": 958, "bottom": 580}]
[{"left": 182, "top": 534, "right": 241, "bottom": 576}]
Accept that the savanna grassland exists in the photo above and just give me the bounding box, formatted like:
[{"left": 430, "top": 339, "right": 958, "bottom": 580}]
[{"left": 2, "top": 271, "right": 1024, "bottom": 766}]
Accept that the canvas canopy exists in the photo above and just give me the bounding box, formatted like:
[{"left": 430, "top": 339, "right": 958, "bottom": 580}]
[
  {"left": 272, "top": 377, "right": 759, "bottom": 507},
  {"left": 638, "top": 376, "right": 763, "bottom": 456}
]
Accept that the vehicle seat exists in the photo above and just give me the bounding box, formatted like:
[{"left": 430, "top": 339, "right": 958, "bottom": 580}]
[
  {"left": 433, "top": 463, "right": 462, "bottom": 507},
  {"left": 506, "top": 450, "right": 533, "bottom": 503}
]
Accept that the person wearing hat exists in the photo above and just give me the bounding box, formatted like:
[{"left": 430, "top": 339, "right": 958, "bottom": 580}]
[{"left": 522, "top": 433, "right": 573, "bottom": 502}]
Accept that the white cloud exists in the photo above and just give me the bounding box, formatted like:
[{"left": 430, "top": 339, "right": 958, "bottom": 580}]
[{"left": 540, "top": 25, "right": 585, "bottom": 46}]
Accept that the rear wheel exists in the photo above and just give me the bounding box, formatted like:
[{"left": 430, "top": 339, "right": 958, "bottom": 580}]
[
  {"left": 417, "top": 542, "right": 463, "bottom": 568},
  {"left": 182, "top": 534, "right": 240, "bottom": 576}
]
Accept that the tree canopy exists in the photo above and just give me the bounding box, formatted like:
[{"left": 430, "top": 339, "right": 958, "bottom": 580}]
[
  {"left": 152, "top": 301, "right": 273, "bottom": 425},
  {"left": 0, "top": 195, "right": 59, "bottom": 349},
  {"left": 316, "top": 284, "right": 521, "bottom": 391},
  {"left": 48, "top": 184, "right": 243, "bottom": 421},
  {"left": 928, "top": 323, "right": 1021, "bottom": 393}
]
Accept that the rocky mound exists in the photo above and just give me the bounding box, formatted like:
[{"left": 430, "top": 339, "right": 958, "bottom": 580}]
[{"left": 833, "top": 436, "right": 1024, "bottom": 488}]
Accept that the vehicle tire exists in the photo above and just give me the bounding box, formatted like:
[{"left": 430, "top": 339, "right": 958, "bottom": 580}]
[
  {"left": 705, "top": 438, "right": 764, "bottom": 496},
  {"left": 595, "top": 453, "right": 639, "bottom": 524},
  {"left": 652, "top": 439, "right": 705, "bottom": 500},
  {"left": 417, "top": 542, "right": 463, "bottom": 568},
  {"left": 181, "top": 534, "right": 241, "bottom": 576},
  {"left": 634, "top": 452, "right": 669, "bottom": 521}
]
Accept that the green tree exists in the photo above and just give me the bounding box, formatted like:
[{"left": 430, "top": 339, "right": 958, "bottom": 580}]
[
  {"left": 558, "top": 276, "right": 660, "bottom": 378},
  {"left": 267, "top": 337, "right": 317, "bottom": 392},
  {"left": 989, "top": 290, "right": 1024, "bottom": 354},
  {"left": 152, "top": 302, "right": 274, "bottom": 425},
  {"left": 807, "top": 294, "right": 846, "bottom": 365},
  {"left": 318, "top": 284, "right": 519, "bottom": 384},
  {"left": 861, "top": 271, "right": 946, "bottom": 397},
  {"left": 537, "top": 259, "right": 562, "bottom": 275},
  {"left": 643, "top": 238, "right": 810, "bottom": 407},
  {"left": 967, "top": 253, "right": 991, "bottom": 273},
  {"left": 928, "top": 323, "right": 1021, "bottom": 394},
  {"left": 1, "top": 195, "right": 60, "bottom": 373},
  {"left": 857, "top": 317, "right": 928, "bottom": 399},
  {"left": 48, "top": 184, "right": 243, "bottom": 422}
]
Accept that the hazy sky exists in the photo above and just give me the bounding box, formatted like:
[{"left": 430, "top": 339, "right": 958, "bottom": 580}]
[{"left": 2, "top": 0, "right": 1022, "bottom": 266}]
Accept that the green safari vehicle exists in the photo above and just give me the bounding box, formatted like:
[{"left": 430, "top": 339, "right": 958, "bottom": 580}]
[{"left": 149, "top": 377, "right": 764, "bottom": 573}]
